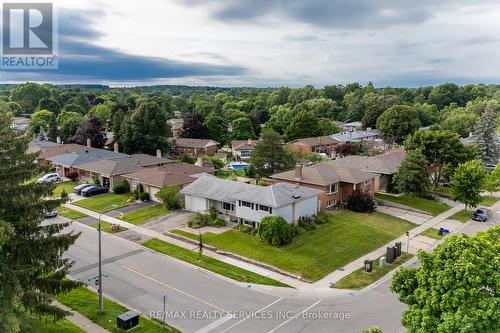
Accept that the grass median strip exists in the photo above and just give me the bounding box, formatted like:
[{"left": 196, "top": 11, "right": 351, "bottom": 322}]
[
  {"left": 480, "top": 195, "right": 500, "bottom": 206},
  {"left": 447, "top": 209, "right": 471, "bottom": 223},
  {"left": 90, "top": 220, "right": 128, "bottom": 234},
  {"left": 56, "top": 287, "right": 177, "bottom": 333},
  {"left": 73, "top": 193, "right": 130, "bottom": 213},
  {"left": 332, "top": 253, "right": 413, "bottom": 290},
  {"left": 121, "top": 204, "right": 168, "bottom": 225},
  {"left": 57, "top": 206, "right": 88, "bottom": 219},
  {"left": 143, "top": 238, "right": 290, "bottom": 287},
  {"left": 29, "top": 318, "right": 85, "bottom": 333},
  {"left": 375, "top": 193, "right": 450, "bottom": 216},
  {"left": 420, "top": 228, "right": 445, "bottom": 240}
]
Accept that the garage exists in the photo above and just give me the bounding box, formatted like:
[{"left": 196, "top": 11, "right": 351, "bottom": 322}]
[{"left": 149, "top": 186, "right": 161, "bottom": 202}]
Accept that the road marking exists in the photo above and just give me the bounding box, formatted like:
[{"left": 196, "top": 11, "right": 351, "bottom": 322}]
[
  {"left": 220, "top": 297, "right": 284, "bottom": 333},
  {"left": 194, "top": 314, "right": 233, "bottom": 333},
  {"left": 121, "top": 265, "right": 227, "bottom": 312},
  {"left": 266, "top": 300, "right": 322, "bottom": 333}
]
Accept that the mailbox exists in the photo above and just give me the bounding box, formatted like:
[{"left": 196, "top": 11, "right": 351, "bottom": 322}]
[{"left": 117, "top": 311, "right": 139, "bottom": 330}]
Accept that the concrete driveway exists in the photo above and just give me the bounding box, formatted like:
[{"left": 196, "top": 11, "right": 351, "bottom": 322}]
[
  {"left": 141, "top": 211, "right": 194, "bottom": 233},
  {"left": 377, "top": 206, "right": 432, "bottom": 224}
]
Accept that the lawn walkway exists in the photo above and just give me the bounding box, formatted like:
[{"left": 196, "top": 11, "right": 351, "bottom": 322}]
[{"left": 52, "top": 300, "right": 110, "bottom": 333}]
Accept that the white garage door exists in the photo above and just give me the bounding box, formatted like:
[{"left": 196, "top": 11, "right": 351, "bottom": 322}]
[{"left": 149, "top": 187, "right": 161, "bottom": 202}]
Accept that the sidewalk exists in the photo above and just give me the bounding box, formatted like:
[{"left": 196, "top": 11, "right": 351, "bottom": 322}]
[{"left": 53, "top": 300, "right": 110, "bottom": 333}]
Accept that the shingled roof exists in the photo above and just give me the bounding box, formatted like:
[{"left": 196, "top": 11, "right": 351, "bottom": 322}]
[{"left": 327, "top": 149, "right": 405, "bottom": 175}]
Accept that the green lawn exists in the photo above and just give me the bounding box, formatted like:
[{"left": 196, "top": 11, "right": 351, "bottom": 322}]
[
  {"left": 56, "top": 287, "right": 178, "bottom": 333},
  {"left": 434, "top": 185, "right": 452, "bottom": 198},
  {"left": 420, "top": 228, "right": 445, "bottom": 240},
  {"left": 172, "top": 211, "right": 416, "bottom": 282},
  {"left": 332, "top": 253, "right": 413, "bottom": 290},
  {"left": 57, "top": 206, "right": 88, "bottom": 220},
  {"left": 143, "top": 238, "right": 289, "bottom": 287},
  {"left": 29, "top": 318, "right": 85, "bottom": 333},
  {"left": 480, "top": 195, "right": 500, "bottom": 206},
  {"left": 375, "top": 193, "right": 450, "bottom": 216},
  {"left": 52, "top": 182, "right": 76, "bottom": 198},
  {"left": 73, "top": 193, "right": 130, "bottom": 213},
  {"left": 121, "top": 204, "right": 168, "bottom": 225},
  {"left": 448, "top": 209, "right": 472, "bottom": 223},
  {"left": 90, "top": 221, "right": 128, "bottom": 234}
]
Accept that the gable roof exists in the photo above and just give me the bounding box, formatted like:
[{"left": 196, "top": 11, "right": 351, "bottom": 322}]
[
  {"left": 76, "top": 154, "right": 172, "bottom": 176},
  {"left": 46, "top": 148, "right": 127, "bottom": 168},
  {"left": 31, "top": 143, "right": 95, "bottom": 158},
  {"left": 327, "top": 149, "right": 405, "bottom": 175},
  {"left": 181, "top": 175, "right": 256, "bottom": 203},
  {"left": 271, "top": 163, "right": 376, "bottom": 186},
  {"left": 231, "top": 139, "right": 257, "bottom": 150},
  {"left": 331, "top": 129, "right": 380, "bottom": 142},
  {"left": 169, "top": 138, "right": 218, "bottom": 148},
  {"left": 289, "top": 135, "right": 340, "bottom": 147},
  {"left": 122, "top": 167, "right": 196, "bottom": 188},
  {"left": 159, "top": 162, "right": 214, "bottom": 175}
]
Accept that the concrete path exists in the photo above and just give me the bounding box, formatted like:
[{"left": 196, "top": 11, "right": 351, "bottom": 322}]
[{"left": 53, "top": 300, "right": 110, "bottom": 333}]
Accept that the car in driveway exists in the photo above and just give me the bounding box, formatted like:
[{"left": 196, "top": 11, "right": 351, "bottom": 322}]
[
  {"left": 472, "top": 208, "right": 492, "bottom": 222},
  {"left": 36, "top": 173, "right": 61, "bottom": 184},
  {"left": 81, "top": 185, "right": 109, "bottom": 197},
  {"left": 73, "top": 183, "right": 94, "bottom": 195}
]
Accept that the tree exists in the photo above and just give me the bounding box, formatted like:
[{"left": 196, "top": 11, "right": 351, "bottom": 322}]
[
  {"left": 57, "top": 111, "right": 83, "bottom": 143},
  {"left": 346, "top": 190, "right": 375, "bottom": 213},
  {"left": 483, "top": 164, "right": 500, "bottom": 195},
  {"left": 6, "top": 102, "right": 22, "bottom": 116},
  {"left": 89, "top": 103, "right": 113, "bottom": 128},
  {"left": 62, "top": 103, "right": 86, "bottom": 115},
  {"left": 47, "top": 113, "right": 59, "bottom": 142},
  {"left": 37, "top": 97, "right": 61, "bottom": 115},
  {"left": 10, "top": 82, "right": 51, "bottom": 113},
  {"left": 474, "top": 103, "right": 499, "bottom": 164},
  {"left": 362, "top": 327, "right": 383, "bottom": 333},
  {"left": 318, "top": 118, "right": 340, "bottom": 135},
  {"left": 451, "top": 160, "right": 486, "bottom": 209},
  {"left": 361, "top": 93, "right": 400, "bottom": 128},
  {"left": 117, "top": 102, "right": 171, "bottom": 154},
  {"left": 391, "top": 226, "right": 500, "bottom": 333},
  {"left": 284, "top": 111, "right": 320, "bottom": 141},
  {"left": 376, "top": 105, "right": 420, "bottom": 143},
  {"left": 440, "top": 109, "right": 478, "bottom": 137},
  {"left": 258, "top": 216, "right": 294, "bottom": 246},
  {"left": 69, "top": 115, "right": 106, "bottom": 148},
  {"left": 0, "top": 107, "right": 80, "bottom": 332},
  {"left": 181, "top": 112, "right": 209, "bottom": 138},
  {"left": 393, "top": 150, "right": 430, "bottom": 197},
  {"left": 205, "top": 113, "right": 225, "bottom": 144},
  {"left": 250, "top": 128, "right": 295, "bottom": 177},
  {"left": 231, "top": 117, "right": 255, "bottom": 140},
  {"left": 27, "top": 109, "right": 53, "bottom": 137}
]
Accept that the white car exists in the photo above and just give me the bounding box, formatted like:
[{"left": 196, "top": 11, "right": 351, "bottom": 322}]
[{"left": 36, "top": 173, "right": 61, "bottom": 184}]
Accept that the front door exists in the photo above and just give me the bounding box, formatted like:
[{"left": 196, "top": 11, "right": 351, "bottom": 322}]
[{"left": 102, "top": 177, "right": 110, "bottom": 189}]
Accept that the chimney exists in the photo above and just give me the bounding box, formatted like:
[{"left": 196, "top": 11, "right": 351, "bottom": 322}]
[
  {"left": 316, "top": 136, "right": 321, "bottom": 145},
  {"left": 294, "top": 164, "right": 303, "bottom": 179},
  {"left": 247, "top": 138, "right": 252, "bottom": 145},
  {"left": 86, "top": 138, "right": 91, "bottom": 148},
  {"left": 56, "top": 136, "right": 61, "bottom": 144},
  {"left": 113, "top": 142, "right": 119, "bottom": 153},
  {"left": 156, "top": 149, "right": 162, "bottom": 158}
]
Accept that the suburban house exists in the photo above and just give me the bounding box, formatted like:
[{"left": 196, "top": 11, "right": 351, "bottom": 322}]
[
  {"left": 270, "top": 163, "right": 378, "bottom": 210},
  {"left": 181, "top": 175, "right": 321, "bottom": 227},
  {"left": 11, "top": 117, "right": 30, "bottom": 133},
  {"left": 29, "top": 143, "right": 96, "bottom": 168},
  {"left": 75, "top": 154, "right": 173, "bottom": 189},
  {"left": 231, "top": 139, "right": 257, "bottom": 160},
  {"left": 327, "top": 149, "right": 405, "bottom": 192},
  {"left": 341, "top": 121, "right": 363, "bottom": 131},
  {"left": 288, "top": 135, "right": 340, "bottom": 156},
  {"left": 122, "top": 163, "right": 215, "bottom": 202},
  {"left": 331, "top": 128, "right": 381, "bottom": 143},
  {"left": 167, "top": 118, "right": 184, "bottom": 138},
  {"left": 168, "top": 138, "right": 218, "bottom": 157}
]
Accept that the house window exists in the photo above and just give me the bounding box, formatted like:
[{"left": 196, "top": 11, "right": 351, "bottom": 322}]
[
  {"left": 240, "top": 150, "right": 252, "bottom": 158},
  {"left": 131, "top": 180, "right": 139, "bottom": 189},
  {"left": 259, "top": 205, "right": 270, "bottom": 213},
  {"left": 328, "top": 183, "right": 338, "bottom": 194},
  {"left": 222, "top": 202, "right": 233, "bottom": 211},
  {"left": 241, "top": 201, "right": 252, "bottom": 208}
]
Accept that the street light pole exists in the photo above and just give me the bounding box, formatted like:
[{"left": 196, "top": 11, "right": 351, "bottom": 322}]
[
  {"left": 98, "top": 213, "right": 103, "bottom": 314},
  {"left": 406, "top": 231, "right": 410, "bottom": 253}
]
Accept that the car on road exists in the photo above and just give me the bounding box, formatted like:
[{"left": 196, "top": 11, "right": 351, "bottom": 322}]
[
  {"left": 81, "top": 185, "right": 108, "bottom": 197},
  {"left": 73, "top": 183, "right": 94, "bottom": 195},
  {"left": 36, "top": 173, "right": 61, "bottom": 184},
  {"left": 472, "top": 208, "right": 492, "bottom": 222},
  {"left": 44, "top": 210, "right": 58, "bottom": 218}
]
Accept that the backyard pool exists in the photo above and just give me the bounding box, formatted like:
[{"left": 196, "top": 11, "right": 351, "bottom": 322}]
[{"left": 229, "top": 162, "right": 249, "bottom": 170}]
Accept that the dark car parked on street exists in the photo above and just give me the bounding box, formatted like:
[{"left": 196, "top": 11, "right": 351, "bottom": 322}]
[
  {"left": 81, "top": 185, "right": 109, "bottom": 197},
  {"left": 472, "top": 208, "right": 492, "bottom": 222}
]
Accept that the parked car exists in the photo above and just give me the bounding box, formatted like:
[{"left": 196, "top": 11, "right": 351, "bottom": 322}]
[
  {"left": 82, "top": 185, "right": 108, "bottom": 197},
  {"left": 44, "top": 210, "right": 58, "bottom": 218},
  {"left": 73, "top": 183, "right": 93, "bottom": 195},
  {"left": 472, "top": 208, "right": 492, "bottom": 222},
  {"left": 484, "top": 163, "right": 497, "bottom": 172},
  {"left": 36, "top": 173, "right": 61, "bottom": 184}
]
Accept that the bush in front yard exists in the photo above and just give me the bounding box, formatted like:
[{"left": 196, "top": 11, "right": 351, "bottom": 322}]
[
  {"left": 346, "top": 190, "right": 375, "bottom": 213},
  {"left": 113, "top": 180, "right": 130, "bottom": 194},
  {"left": 155, "top": 185, "right": 182, "bottom": 210},
  {"left": 258, "top": 216, "right": 294, "bottom": 246},
  {"left": 66, "top": 170, "right": 78, "bottom": 182},
  {"left": 139, "top": 192, "right": 150, "bottom": 201}
]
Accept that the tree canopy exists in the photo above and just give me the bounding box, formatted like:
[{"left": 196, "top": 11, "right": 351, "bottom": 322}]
[{"left": 376, "top": 105, "right": 420, "bottom": 143}]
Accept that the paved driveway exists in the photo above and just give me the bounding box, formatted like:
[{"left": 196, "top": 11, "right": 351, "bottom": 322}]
[
  {"left": 377, "top": 206, "right": 432, "bottom": 224},
  {"left": 141, "top": 211, "right": 194, "bottom": 233}
]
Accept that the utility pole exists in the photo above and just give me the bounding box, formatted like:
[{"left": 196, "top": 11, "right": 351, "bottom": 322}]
[
  {"left": 163, "top": 295, "right": 167, "bottom": 326},
  {"left": 98, "top": 213, "right": 104, "bottom": 314},
  {"left": 406, "top": 231, "right": 410, "bottom": 253}
]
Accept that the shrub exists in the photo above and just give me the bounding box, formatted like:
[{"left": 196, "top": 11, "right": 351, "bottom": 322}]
[
  {"left": 188, "top": 212, "right": 212, "bottom": 229},
  {"left": 179, "top": 153, "right": 196, "bottom": 164},
  {"left": 155, "top": 185, "right": 182, "bottom": 210},
  {"left": 315, "top": 211, "right": 330, "bottom": 225},
  {"left": 298, "top": 215, "right": 316, "bottom": 231},
  {"left": 236, "top": 224, "right": 256, "bottom": 235},
  {"left": 113, "top": 180, "right": 130, "bottom": 194},
  {"left": 66, "top": 170, "right": 78, "bottom": 182},
  {"left": 258, "top": 216, "right": 294, "bottom": 246},
  {"left": 60, "top": 188, "right": 68, "bottom": 202},
  {"left": 139, "top": 192, "right": 150, "bottom": 201},
  {"left": 203, "top": 156, "right": 224, "bottom": 169},
  {"left": 346, "top": 190, "right": 375, "bottom": 213},
  {"left": 244, "top": 164, "right": 257, "bottom": 178}
]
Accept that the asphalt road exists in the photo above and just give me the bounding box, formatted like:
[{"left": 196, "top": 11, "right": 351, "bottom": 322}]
[{"left": 63, "top": 220, "right": 406, "bottom": 333}]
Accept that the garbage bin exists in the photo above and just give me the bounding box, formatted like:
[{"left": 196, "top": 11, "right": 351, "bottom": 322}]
[
  {"left": 379, "top": 256, "right": 386, "bottom": 267},
  {"left": 395, "top": 242, "right": 402, "bottom": 257},
  {"left": 364, "top": 259, "right": 373, "bottom": 273},
  {"left": 386, "top": 246, "right": 395, "bottom": 263},
  {"left": 117, "top": 311, "right": 139, "bottom": 330}
]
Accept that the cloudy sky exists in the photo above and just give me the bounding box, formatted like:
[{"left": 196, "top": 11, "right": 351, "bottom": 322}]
[{"left": 1, "top": 0, "right": 500, "bottom": 87}]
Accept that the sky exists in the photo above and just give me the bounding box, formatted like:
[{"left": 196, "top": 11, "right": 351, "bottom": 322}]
[{"left": 1, "top": 0, "right": 500, "bottom": 87}]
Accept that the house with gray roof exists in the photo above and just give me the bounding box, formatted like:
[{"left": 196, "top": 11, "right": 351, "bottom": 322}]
[
  {"left": 180, "top": 175, "right": 320, "bottom": 227},
  {"left": 331, "top": 128, "right": 381, "bottom": 143}
]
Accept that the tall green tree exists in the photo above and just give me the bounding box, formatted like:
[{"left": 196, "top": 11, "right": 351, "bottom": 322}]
[
  {"left": 376, "top": 105, "right": 420, "bottom": 143},
  {"left": 37, "top": 97, "right": 61, "bottom": 115},
  {"left": 47, "top": 113, "right": 59, "bottom": 142},
  {"left": 483, "top": 164, "right": 500, "bottom": 195},
  {"left": 204, "top": 113, "right": 225, "bottom": 144},
  {"left": 393, "top": 150, "right": 430, "bottom": 197},
  {"left": 180, "top": 112, "right": 209, "bottom": 139},
  {"left": 57, "top": 111, "right": 83, "bottom": 143},
  {"left": 69, "top": 115, "right": 106, "bottom": 148},
  {"left": 250, "top": 128, "right": 295, "bottom": 177},
  {"left": 10, "top": 82, "right": 51, "bottom": 114},
  {"left": 0, "top": 108, "right": 80, "bottom": 332},
  {"left": 451, "top": 159, "right": 486, "bottom": 209},
  {"left": 474, "top": 103, "right": 499, "bottom": 164},
  {"left": 284, "top": 111, "right": 320, "bottom": 141},
  {"left": 231, "top": 117, "right": 255, "bottom": 140},
  {"left": 27, "top": 109, "right": 53, "bottom": 137},
  {"left": 391, "top": 226, "right": 500, "bottom": 333},
  {"left": 118, "top": 101, "right": 171, "bottom": 154}
]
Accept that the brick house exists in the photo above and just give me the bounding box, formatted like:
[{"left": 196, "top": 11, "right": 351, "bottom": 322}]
[
  {"left": 168, "top": 138, "right": 218, "bottom": 157},
  {"left": 231, "top": 138, "right": 257, "bottom": 160},
  {"left": 288, "top": 135, "right": 340, "bottom": 156}
]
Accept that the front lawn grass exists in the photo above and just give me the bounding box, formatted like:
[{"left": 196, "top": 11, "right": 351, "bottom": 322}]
[
  {"left": 172, "top": 211, "right": 416, "bottom": 282},
  {"left": 332, "top": 253, "right": 413, "bottom": 290},
  {"left": 29, "top": 318, "right": 85, "bottom": 333},
  {"left": 480, "top": 195, "right": 500, "bottom": 206},
  {"left": 121, "top": 204, "right": 168, "bottom": 225},
  {"left": 143, "top": 238, "right": 290, "bottom": 287},
  {"left": 56, "top": 287, "right": 178, "bottom": 333},
  {"left": 375, "top": 193, "right": 450, "bottom": 216},
  {"left": 73, "top": 193, "right": 130, "bottom": 213},
  {"left": 57, "top": 206, "right": 88, "bottom": 220},
  {"left": 448, "top": 209, "right": 471, "bottom": 223},
  {"left": 420, "top": 228, "right": 445, "bottom": 240},
  {"left": 52, "top": 181, "right": 76, "bottom": 198},
  {"left": 90, "top": 221, "right": 128, "bottom": 234}
]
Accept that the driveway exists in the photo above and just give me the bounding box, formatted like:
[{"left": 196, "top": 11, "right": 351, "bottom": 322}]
[
  {"left": 141, "top": 211, "right": 194, "bottom": 233},
  {"left": 377, "top": 206, "right": 432, "bottom": 224}
]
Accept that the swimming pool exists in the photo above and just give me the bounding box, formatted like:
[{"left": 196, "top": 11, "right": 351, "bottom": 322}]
[{"left": 229, "top": 162, "right": 249, "bottom": 170}]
